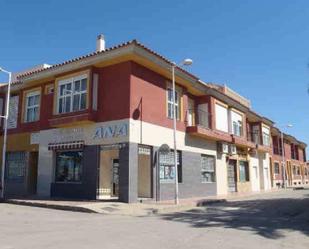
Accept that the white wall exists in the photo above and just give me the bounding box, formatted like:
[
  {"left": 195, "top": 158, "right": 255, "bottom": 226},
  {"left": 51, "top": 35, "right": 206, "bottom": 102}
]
[
  {"left": 250, "top": 155, "right": 261, "bottom": 192},
  {"left": 258, "top": 152, "right": 271, "bottom": 191},
  {"left": 215, "top": 103, "right": 228, "bottom": 132}
]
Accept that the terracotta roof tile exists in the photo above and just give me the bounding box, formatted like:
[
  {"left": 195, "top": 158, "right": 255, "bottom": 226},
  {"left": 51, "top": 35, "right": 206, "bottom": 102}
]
[{"left": 16, "top": 39, "right": 198, "bottom": 81}]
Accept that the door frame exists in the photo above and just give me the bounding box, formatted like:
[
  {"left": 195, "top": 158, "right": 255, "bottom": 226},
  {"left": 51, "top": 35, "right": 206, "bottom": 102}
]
[
  {"left": 137, "top": 144, "right": 153, "bottom": 199},
  {"left": 111, "top": 158, "right": 120, "bottom": 197},
  {"left": 227, "top": 159, "right": 237, "bottom": 192}
]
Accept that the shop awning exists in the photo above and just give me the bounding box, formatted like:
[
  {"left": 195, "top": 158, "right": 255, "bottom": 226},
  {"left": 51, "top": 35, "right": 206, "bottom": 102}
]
[{"left": 48, "top": 140, "right": 84, "bottom": 151}]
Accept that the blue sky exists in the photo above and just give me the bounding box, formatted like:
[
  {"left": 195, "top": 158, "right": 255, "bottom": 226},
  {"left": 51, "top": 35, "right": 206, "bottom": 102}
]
[{"left": 0, "top": 0, "right": 308, "bottom": 153}]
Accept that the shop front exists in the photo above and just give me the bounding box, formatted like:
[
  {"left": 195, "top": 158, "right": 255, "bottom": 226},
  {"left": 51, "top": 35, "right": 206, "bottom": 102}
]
[
  {"left": 0, "top": 132, "right": 39, "bottom": 197},
  {"left": 37, "top": 120, "right": 142, "bottom": 202}
]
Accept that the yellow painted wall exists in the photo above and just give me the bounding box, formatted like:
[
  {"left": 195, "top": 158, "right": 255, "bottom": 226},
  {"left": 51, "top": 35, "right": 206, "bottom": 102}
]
[{"left": 0, "top": 133, "right": 38, "bottom": 171}]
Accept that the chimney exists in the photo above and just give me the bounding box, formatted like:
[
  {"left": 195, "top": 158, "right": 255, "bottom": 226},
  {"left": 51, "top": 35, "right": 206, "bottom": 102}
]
[{"left": 96, "top": 34, "right": 105, "bottom": 52}]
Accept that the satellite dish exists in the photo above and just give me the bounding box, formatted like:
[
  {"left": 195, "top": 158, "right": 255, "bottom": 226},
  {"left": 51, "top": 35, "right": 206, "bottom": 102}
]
[{"left": 159, "top": 144, "right": 170, "bottom": 154}]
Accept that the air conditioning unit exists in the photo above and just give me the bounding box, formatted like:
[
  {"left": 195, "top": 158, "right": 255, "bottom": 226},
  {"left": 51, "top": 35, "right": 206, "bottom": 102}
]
[
  {"left": 229, "top": 144, "right": 237, "bottom": 155},
  {"left": 217, "top": 142, "right": 229, "bottom": 154}
]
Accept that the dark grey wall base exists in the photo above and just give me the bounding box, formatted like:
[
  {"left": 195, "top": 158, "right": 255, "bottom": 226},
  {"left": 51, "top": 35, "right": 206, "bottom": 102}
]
[
  {"left": 50, "top": 145, "right": 99, "bottom": 200},
  {"left": 156, "top": 149, "right": 217, "bottom": 201}
]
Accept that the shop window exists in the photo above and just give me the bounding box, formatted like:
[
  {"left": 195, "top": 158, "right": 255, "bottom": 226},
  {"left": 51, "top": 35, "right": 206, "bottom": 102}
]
[
  {"left": 57, "top": 74, "right": 87, "bottom": 114},
  {"left": 6, "top": 152, "right": 26, "bottom": 180},
  {"left": 201, "top": 155, "right": 216, "bottom": 183},
  {"left": 239, "top": 161, "right": 249, "bottom": 182},
  {"left": 25, "top": 91, "right": 40, "bottom": 122},
  {"left": 159, "top": 150, "right": 182, "bottom": 183},
  {"left": 55, "top": 151, "right": 83, "bottom": 182},
  {"left": 167, "top": 87, "right": 180, "bottom": 120},
  {"left": 274, "top": 162, "right": 280, "bottom": 175}
]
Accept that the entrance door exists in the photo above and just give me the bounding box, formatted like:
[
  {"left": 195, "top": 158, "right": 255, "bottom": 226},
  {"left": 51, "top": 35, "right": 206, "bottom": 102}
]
[
  {"left": 112, "top": 159, "right": 119, "bottom": 197},
  {"left": 227, "top": 160, "right": 237, "bottom": 192},
  {"left": 138, "top": 145, "right": 152, "bottom": 198},
  {"left": 98, "top": 149, "right": 119, "bottom": 199}
]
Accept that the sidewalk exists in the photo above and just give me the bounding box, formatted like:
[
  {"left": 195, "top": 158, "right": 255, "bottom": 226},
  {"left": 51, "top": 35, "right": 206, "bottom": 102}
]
[{"left": 4, "top": 188, "right": 296, "bottom": 216}]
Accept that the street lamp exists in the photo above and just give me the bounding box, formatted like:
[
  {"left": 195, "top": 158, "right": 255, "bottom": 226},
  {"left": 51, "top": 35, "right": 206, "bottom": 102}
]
[
  {"left": 276, "top": 123, "right": 293, "bottom": 189},
  {"left": 171, "top": 59, "right": 193, "bottom": 205},
  {"left": 0, "top": 67, "right": 12, "bottom": 200}
]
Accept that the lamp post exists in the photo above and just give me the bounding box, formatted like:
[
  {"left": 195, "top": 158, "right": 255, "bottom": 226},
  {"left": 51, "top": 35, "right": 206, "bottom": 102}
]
[
  {"left": 277, "top": 124, "right": 292, "bottom": 189},
  {"left": 0, "top": 67, "right": 12, "bottom": 200},
  {"left": 171, "top": 59, "right": 192, "bottom": 205}
]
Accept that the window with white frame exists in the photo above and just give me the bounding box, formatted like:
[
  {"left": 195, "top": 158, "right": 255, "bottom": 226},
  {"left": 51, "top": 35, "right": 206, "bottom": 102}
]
[
  {"left": 201, "top": 155, "right": 216, "bottom": 183},
  {"left": 58, "top": 74, "right": 87, "bottom": 114},
  {"left": 167, "top": 87, "right": 180, "bottom": 120},
  {"left": 262, "top": 126, "right": 270, "bottom": 146},
  {"left": 25, "top": 91, "right": 40, "bottom": 122},
  {"left": 231, "top": 110, "right": 243, "bottom": 136}
]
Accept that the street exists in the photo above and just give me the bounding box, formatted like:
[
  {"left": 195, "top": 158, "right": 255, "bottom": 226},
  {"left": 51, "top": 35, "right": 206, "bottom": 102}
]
[{"left": 0, "top": 190, "right": 309, "bottom": 249}]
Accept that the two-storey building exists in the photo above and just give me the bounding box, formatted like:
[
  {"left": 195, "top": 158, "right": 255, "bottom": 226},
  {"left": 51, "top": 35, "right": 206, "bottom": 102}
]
[
  {"left": 0, "top": 36, "right": 306, "bottom": 202},
  {"left": 271, "top": 129, "right": 307, "bottom": 187}
]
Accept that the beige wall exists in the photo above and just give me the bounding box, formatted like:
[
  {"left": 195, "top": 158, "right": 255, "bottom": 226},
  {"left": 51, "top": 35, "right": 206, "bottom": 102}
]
[{"left": 98, "top": 149, "right": 119, "bottom": 197}]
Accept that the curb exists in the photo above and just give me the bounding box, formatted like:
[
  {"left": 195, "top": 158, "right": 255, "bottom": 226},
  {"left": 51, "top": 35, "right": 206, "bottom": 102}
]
[
  {"left": 196, "top": 199, "right": 227, "bottom": 207},
  {"left": 4, "top": 199, "right": 98, "bottom": 214}
]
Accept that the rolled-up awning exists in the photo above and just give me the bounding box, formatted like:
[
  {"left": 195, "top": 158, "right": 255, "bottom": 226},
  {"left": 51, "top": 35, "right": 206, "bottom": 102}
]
[{"left": 48, "top": 140, "right": 84, "bottom": 151}]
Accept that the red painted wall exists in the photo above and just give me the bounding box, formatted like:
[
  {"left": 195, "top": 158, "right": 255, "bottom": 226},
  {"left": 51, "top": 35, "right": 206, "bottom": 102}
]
[
  {"left": 130, "top": 62, "right": 187, "bottom": 131},
  {"left": 96, "top": 62, "right": 131, "bottom": 122}
]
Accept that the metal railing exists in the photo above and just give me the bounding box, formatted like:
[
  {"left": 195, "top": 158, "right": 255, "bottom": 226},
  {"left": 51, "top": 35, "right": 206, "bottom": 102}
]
[
  {"left": 273, "top": 147, "right": 283, "bottom": 155},
  {"left": 186, "top": 109, "right": 211, "bottom": 128},
  {"left": 247, "top": 131, "right": 260, "bottom": 144}
]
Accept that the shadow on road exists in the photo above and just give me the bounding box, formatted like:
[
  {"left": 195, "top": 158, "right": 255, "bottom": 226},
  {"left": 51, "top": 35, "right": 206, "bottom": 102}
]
[{"left": 160, "top": 197, "right": 309, "bottom": 239}]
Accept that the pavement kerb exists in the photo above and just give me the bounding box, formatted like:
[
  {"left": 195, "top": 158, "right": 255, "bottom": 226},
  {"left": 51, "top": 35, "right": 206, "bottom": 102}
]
[{"left": 4, "top": 199, "right": 98, "bottom": 213}]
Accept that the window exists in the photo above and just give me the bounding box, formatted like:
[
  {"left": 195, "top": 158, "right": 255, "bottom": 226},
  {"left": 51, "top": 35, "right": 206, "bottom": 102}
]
[
  {"left": 262, "top": 126, "right": 270, "bottom": 146},
  {"left": 239, "top": 161, "right": 249, "bottom": 182},
  {"left": 232, "top": 120, "right": 242, "bottom": 136},
  {"left": 6, "top": 152, "right": 26, "bottom": 180},
  {"left": 215, "top": 103, "right": 228, "bottom": 132},
  {"left": 25, "top": 91, "right": 40, "bottom": 122},
  {"left": 274, "top": 162, "right": 280, "bottom": 175},
  {"left": 201, "top": 155, "right": 216, "bottom": 183},
  {"left": 159, "top": 150, "right": 182, "bottom": 183},
  {"left": 231, "top": 110, "right": 243, "bottom": 136},
  {"left": 7, "top": 95, "right": 19, "bottom": 129},
  {"left": 262, "top": 132, "right": 270, "bottom": 146},
  {"left": 167, "top": 87, "right": 180, "bottom": 120},
  {"left": 58, "top": 74, "right": 87, "bottom": 114},
  {"left": 55, "top": 151, "right": 83, "bottom": 182}
]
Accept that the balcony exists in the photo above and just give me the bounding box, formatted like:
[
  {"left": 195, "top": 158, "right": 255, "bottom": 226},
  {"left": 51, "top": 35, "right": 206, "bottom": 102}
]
[
  {"left": 247, "top": 131, "right": 272, "bottom": 153},
  {"left": 232, "top": 134, "right": 255, "bottom": 149},
  {"left": 49, "top": 110, "right": 97, "bottom": 127},
  {"left": 273, "top": 147, "right": 283, "bottom": 156},
  {"left": 186, "top": 109, "right": 232, "bottom": 143}
]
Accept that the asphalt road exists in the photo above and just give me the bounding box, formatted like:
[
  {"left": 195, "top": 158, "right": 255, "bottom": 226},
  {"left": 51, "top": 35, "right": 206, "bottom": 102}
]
[{"left": 0, "top": 190, "right": 309, "bottom": 249}]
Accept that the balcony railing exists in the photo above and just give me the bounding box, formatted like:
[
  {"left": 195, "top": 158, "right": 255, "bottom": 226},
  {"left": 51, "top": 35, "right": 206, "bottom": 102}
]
[
  {"left": 186, "top": 109, "right": 211, "bottom": 128},
  {"left": 247, "top": 131, "right": 260, "bottom": 144},
  {"left": 273, "top": 147, "right": 283, "bottom": 155}
]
